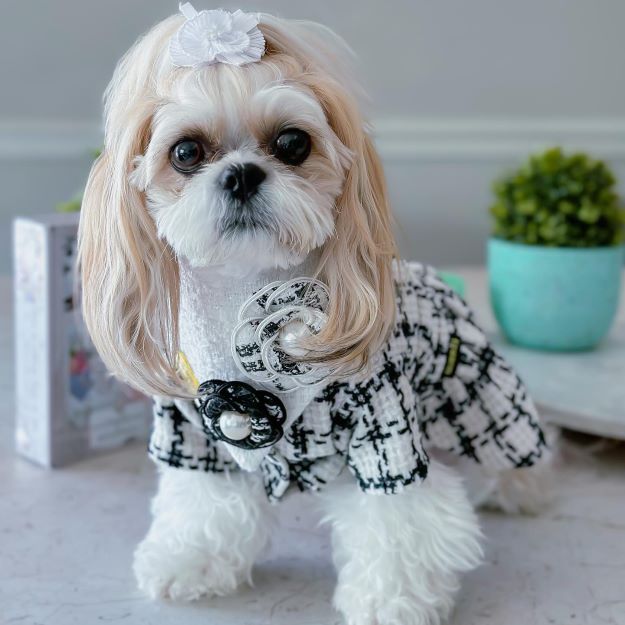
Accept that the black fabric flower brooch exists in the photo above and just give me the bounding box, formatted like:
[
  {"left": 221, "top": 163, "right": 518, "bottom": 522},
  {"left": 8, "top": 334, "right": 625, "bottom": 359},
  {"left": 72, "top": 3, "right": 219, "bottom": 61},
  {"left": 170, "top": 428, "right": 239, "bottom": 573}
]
[{"left": 197, "top": 380, "right": 287, "bottom": 449}]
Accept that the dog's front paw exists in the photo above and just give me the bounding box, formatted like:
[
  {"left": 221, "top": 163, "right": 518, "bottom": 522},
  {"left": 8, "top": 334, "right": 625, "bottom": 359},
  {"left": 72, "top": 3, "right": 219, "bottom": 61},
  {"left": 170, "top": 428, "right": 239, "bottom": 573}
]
[
  {"left": 334, "top": 576, "right": 457, "bottom": 625},
  {"left": 133, "top": 537, "right": 245, "bottom": 601},
  {"left": 324, "top": 462, "right": 483, "bottom": 625},
  {"left": 135, "top": 467, "right": 271, "bottom": 602}
]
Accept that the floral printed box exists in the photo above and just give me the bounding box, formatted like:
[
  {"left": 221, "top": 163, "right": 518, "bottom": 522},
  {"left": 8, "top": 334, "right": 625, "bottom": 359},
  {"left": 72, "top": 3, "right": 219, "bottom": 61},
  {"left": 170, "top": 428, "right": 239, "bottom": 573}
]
[{"left": 13, "top": 214, "right": 152, "bottom": 467}]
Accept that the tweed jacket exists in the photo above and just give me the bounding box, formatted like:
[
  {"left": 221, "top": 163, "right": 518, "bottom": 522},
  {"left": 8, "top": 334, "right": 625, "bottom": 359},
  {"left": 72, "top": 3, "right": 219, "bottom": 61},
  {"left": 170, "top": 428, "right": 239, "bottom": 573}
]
[{"left": 149, "top": 261, "right": 549, "bottom": 502}]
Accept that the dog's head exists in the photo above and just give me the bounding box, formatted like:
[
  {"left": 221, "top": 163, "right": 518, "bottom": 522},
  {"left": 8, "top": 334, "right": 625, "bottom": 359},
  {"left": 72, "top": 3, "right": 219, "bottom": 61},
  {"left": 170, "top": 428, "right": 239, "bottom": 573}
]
[{"left": 78, "top": 8, "right": 397, "bottom": 396}]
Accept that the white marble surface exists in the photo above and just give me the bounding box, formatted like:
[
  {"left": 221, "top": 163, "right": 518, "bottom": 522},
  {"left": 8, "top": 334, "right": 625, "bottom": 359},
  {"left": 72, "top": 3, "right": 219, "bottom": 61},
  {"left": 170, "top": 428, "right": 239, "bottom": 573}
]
[
  {"left": 1, "top": 275, "right": 625, "bottom": 625},
  {"left": 454, "top": 268, "right": 625, "bottom": 439}
]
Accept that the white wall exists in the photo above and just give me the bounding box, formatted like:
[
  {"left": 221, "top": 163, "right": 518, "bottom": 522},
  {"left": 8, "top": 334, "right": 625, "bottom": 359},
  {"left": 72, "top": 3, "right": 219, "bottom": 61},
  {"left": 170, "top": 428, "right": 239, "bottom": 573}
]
[{"left": 2, "top": 0, "right": 625, "bottom": 271}]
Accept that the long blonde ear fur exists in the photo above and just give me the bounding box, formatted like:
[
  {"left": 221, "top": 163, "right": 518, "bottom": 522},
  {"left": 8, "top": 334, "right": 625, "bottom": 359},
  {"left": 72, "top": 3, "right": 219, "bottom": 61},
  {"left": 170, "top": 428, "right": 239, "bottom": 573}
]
[{"left": 78, "top": 17, "right": 186, "bottom": 397}]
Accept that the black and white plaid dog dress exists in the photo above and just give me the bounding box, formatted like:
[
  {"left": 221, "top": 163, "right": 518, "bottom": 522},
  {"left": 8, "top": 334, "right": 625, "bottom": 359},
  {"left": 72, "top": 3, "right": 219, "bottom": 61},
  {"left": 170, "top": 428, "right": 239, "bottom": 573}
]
[{"left": 149, "top": 261, "right": 549, "bottom": 502}]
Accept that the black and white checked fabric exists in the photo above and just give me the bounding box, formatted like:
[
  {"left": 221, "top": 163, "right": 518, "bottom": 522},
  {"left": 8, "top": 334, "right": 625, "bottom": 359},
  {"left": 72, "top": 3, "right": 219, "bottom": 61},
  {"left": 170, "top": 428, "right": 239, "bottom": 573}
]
[{"left": 149, "top": 262, "right": 549, "bottom": 502}]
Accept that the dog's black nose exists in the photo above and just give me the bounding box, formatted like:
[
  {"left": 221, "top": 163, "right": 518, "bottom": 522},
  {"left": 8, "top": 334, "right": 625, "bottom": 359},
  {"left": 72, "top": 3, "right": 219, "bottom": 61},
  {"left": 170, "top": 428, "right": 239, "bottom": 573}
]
[{"left": 219, "top": 163, "right": 266, "bottom": 202}]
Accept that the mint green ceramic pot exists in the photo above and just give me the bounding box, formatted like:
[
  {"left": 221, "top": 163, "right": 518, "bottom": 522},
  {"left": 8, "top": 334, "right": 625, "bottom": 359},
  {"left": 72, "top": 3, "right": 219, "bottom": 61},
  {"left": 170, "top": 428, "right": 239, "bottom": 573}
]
[{"left": 488, "top": 239, "right": 623, "bottom": 350}]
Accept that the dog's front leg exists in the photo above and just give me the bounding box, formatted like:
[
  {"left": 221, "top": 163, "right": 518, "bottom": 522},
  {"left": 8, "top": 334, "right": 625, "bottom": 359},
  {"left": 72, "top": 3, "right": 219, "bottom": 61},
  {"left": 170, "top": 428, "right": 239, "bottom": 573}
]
[
  {"left": 320, "top": 461, "right": 483, "bottom": 625},
  {"left": 133, "top": 466, "right": 271, "bottom": 601}
]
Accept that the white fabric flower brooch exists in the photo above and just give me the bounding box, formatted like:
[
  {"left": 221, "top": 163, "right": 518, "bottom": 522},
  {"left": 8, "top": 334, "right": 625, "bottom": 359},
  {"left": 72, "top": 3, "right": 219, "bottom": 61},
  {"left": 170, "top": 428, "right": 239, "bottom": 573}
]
[
  {"left": 232, "top": 278, "right": 334, "bottom": 392},
  {"left": 170, "top": 3, "right": 266, "bottom": 68}
]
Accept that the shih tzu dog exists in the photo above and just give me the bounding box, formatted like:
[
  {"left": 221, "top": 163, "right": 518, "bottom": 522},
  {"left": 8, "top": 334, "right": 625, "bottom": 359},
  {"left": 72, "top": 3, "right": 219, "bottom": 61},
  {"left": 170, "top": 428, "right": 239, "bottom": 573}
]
[{"left": 78, "top": 4, "right": 549, "bottom": 624}]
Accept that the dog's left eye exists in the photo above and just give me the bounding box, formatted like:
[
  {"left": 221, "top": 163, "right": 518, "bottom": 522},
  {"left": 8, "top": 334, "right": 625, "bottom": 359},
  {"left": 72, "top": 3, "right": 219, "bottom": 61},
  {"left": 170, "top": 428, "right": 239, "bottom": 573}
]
[
  {"left": 271, "top": 129, "right": 312, "bottom": 166},
  {"left": 170, "top": 139, "right": 205, "bottom": 173}
]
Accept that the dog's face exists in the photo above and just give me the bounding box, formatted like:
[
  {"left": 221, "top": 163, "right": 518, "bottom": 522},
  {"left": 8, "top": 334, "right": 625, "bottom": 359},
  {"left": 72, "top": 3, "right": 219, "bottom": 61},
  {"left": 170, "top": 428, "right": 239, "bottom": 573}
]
[
  {"left": 132, "top": 64, "right": 352, "bottom": 274},
  {"left": 79, "top": 14, "right": 397, "bottom": 396}
]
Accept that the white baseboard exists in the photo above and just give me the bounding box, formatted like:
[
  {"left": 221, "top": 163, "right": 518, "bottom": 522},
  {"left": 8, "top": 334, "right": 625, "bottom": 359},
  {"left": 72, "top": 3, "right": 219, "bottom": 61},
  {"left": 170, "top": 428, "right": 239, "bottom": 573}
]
[
  {"left": 0, "top": 120, "right": 102, "bottom": 160},
  {"left": 374, "top": 117, "right": 625, "bottom": 162},
  {"left": 2, "top": 117, "right": 625, "bottom": 162},
  {"left": 2, "top": 116, "right": 625, "bottom": 270}
]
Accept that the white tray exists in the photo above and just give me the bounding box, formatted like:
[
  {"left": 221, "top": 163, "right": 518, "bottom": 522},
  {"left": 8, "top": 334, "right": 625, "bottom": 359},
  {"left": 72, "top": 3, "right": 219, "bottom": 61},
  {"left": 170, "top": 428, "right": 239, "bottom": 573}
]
[{"left": 494, "top": 325, "right": 625, "bottom": 439}]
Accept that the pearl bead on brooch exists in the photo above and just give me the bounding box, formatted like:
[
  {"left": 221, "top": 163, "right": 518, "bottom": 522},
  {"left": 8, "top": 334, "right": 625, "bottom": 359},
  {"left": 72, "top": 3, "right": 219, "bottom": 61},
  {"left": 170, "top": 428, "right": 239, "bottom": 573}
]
[
  {"left": 279, "top": 319, "right": 312, "bottom": 358},
  {"left": 219, "top": 410, "right": 252, "bottom": 441}
]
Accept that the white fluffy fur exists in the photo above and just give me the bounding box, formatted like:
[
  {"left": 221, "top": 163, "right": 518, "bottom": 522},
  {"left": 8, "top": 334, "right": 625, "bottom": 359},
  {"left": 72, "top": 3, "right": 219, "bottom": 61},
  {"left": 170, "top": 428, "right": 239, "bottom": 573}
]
[
  {"left": 134, "top": 466, "right": 272, "bottom": 600},
  {"left": 319, "top": 462, "right": 483, "bottom": 625},
  {"left": 136, "top": 461, "right": 485, "bottom": 624}
]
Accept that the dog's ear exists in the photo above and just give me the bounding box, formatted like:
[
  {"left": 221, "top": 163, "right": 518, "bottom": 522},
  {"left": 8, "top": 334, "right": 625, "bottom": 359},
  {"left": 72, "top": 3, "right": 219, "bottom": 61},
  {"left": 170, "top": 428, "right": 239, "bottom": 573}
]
[
  {"left": 78, "top": 117, "right": 183, "bottom": 398},
  {"left": 306, "top": 75, "right": 397, "bottom": 375},
  {"left": 77, "top": 18, "right": 186, "bottom": 397}
]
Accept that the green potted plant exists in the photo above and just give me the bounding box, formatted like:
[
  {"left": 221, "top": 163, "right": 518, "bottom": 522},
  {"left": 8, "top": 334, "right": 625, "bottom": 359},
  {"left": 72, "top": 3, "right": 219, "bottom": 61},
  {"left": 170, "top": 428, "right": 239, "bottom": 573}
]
[{"left": 488, "top": 147, "right": 625, "bottom": 350}]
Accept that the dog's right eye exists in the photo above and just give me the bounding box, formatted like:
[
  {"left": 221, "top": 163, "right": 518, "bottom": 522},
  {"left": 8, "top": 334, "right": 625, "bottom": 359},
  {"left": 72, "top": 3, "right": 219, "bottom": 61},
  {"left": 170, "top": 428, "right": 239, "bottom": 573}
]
[{"left": 170, "top": 139, "right": 205, "bottom": 173}]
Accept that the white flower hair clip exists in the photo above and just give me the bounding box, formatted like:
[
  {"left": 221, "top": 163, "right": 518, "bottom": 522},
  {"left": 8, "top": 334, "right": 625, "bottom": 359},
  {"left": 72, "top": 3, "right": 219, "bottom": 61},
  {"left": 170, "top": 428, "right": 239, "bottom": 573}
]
[{"left": 170, "top": 3, "right": 266, "bottom": 68}]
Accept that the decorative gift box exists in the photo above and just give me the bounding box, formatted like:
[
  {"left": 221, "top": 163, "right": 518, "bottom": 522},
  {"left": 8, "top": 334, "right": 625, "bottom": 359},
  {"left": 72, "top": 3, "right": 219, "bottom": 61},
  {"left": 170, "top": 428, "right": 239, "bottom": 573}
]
[{"left": 13, "top": 213, "right": 152, "bottom": 467}]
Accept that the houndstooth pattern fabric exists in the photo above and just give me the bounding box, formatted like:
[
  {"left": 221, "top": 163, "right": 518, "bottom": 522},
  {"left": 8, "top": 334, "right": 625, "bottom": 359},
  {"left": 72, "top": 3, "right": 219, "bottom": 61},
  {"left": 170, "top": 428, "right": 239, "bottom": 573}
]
[
  {"left": 150, "top": 398, "right": 238, "bottom": 472},
  {"left": 149, "top": 261, "right": 549, "bottom": 502}
]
